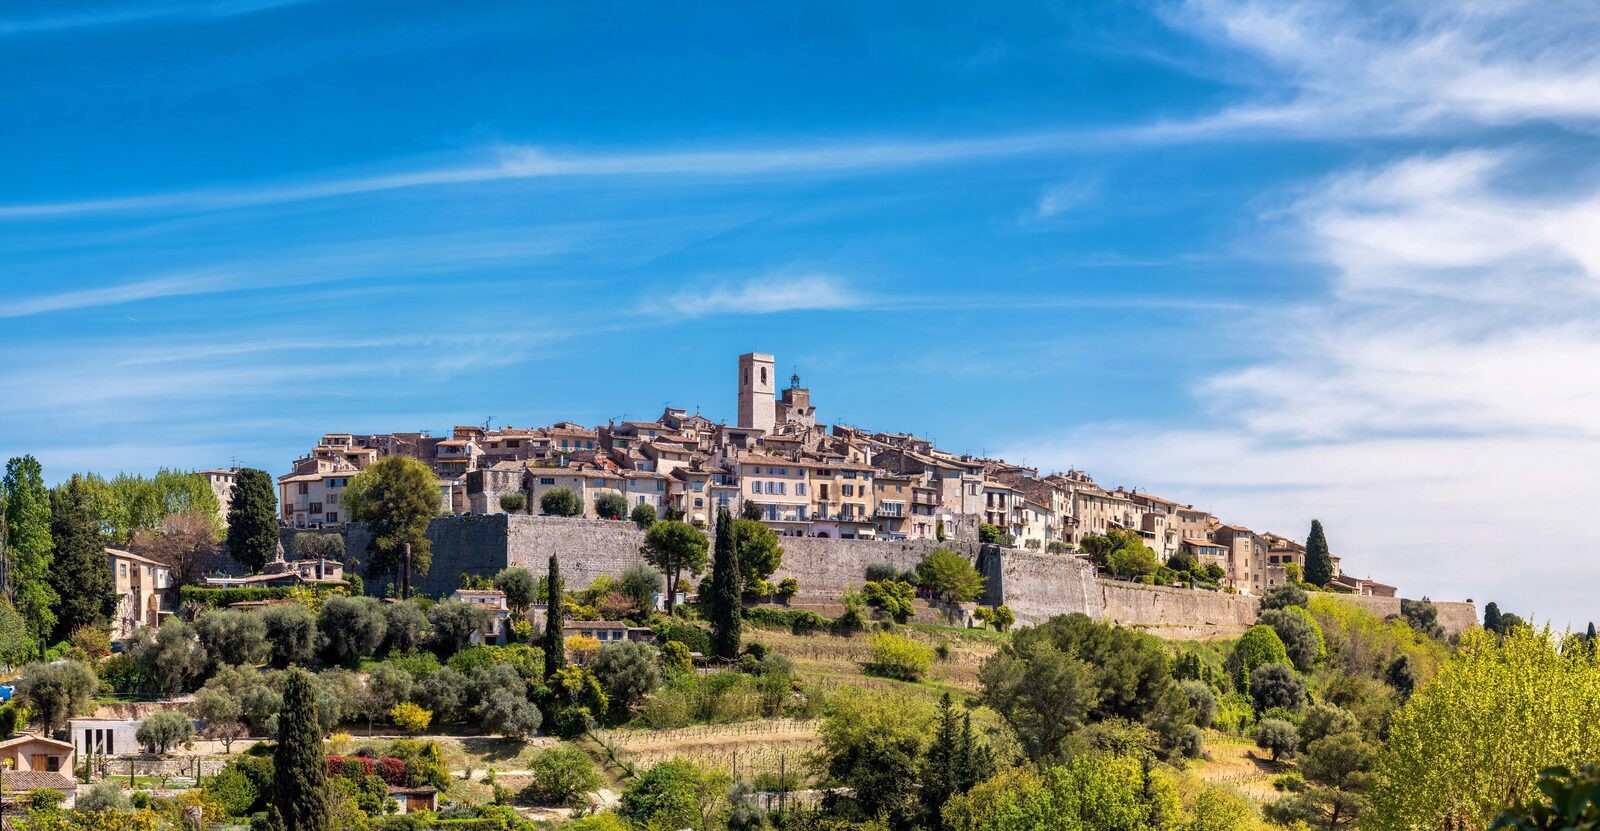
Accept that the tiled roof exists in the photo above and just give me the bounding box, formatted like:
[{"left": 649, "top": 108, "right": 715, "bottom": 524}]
[{"left": 0, "top": 771, "right": 75, "bottom": 792}]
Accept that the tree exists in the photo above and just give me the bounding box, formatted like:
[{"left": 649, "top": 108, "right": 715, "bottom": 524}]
[
  {"left": 543, "top": 555, "right": 565, "bottom": 681},
  {"left": 1260, "top": 607, "right": 1326, "bottom": 671},
  {"left": 194, "top": 608, "right": 269, "bottom": 668},
  {"left": 1249, "top": 662, "right": 1306, "bottom": 713},
  {"left": 923, "top": 693, "right": 994, "bottom": 830},
  {"left": 591, "top": 641, "right": 661, "bottom": 722},
  {"left": 540, "top": 487, "right": 583, "bottom": 517},
  {"left": 617, "top": 563, "right": 663, "bottom": 615},
  {"left": 630, "top": 502, "right": 657, "bottom": 528},
  {"left": 1106, "top": 539, "right": 1160, "bottom": 579},
  {"left": 390, "top": 702, "right": 432, "bottom": 733},
  {"left": 992, "top": 604, "right": 1016, "bottom": 632},
  {"left": 1261, "top": 583, "right": 1309, "bottom": 611},
  {"left": 343, "top": 456, "right": 440, "bottom": 586},
  {"left": 0, "top": 600, "right": 33, "bottom": 667},
  {"left": 4, "top": 456, "right": 58, "bottom": 658},
  {"left": 1228, "top": 624, "right": 1289, "bottom": 691},
  {"left": 1490, "top": 763, "right": 1600, "bottom": 831},
  {"left": 740, "top": 500, "right": 764, "bottom": 521},
  {"left": 1269, "top": 731, "right": 1377, "bottom": 831},
  {"left": 498, "top": 492, "right": 527, "bottom": 513},
  {"left": 731, "top": 518, "right": 782, "bottom": 585},
  {"left": 318, "top": 595, "right": 388, "bottom": 666},
  {"left": 955, "top": 753, "right": 1181, "bottom": 831},
  {"left": 816, "top": 688, "right": 933, "bottom": 828},
  {"left": 639, "top": 520, "right": 708, "bottom": 615},
  {"left": 48, "top": 477, "right": 115, "bottom": 641},
  {"left": 127, "top": 618, "right": 209, "bottom": 695},
  {"left": 1401, "top": 597, "right": 1444, "bottom": 640},
  {"left": 1385, "top": 653, "right": 1416, "bottom": 701},
  {"left": 136, "top": 710, "right": 194, "bottom": 754},
  {"left": 427, "top": 599, "right": 488, "bottom": 657},
  {"left": 1484, "top": 601, "right": 1504, "bottom": 635},
  {"left": 479, "top": 689, "right": 542, "bottom": 739},
  {"left": 708, "top": 508, "right": 742, "bottom": 660},
  {"left": 594, "top": 492, "right": 627, "bottom": 520},
  {"left": 1180, "top": 680, "right": 1217, "bottom": 729},
  {"left": 194, "top": 686, "right": 248, "bottom": 751},
  {"left": 274, "top": 669, "right": 331, "bottom": 831},
  {"left": 523, "top": 746, "right": 601, "bottom": 807},
  {"left": 1305, "top": 519, "right": 1333, "bottom": 587},
  {"left": 1256, "top": 718, "right": 1298, "bottom": 760},
  {"left": 290, "top": 532, "right": 343, "bottom": 562},
  {"left": 77, "top": 782, "right": 134, "bottom": 814},
  {"left": 862, "top": 580, "right": 916, "bottom": 623},
  {"left": 17, "top": 659, "right": 98, "bottom": 733},
  {"left": 979, "top": 613, "right": 1192, "bottom": 762},
  {"left": 382, "top": 600, "right": 429, "bottom": 654},
  {"left": 1298, "top": 702, "right": 1360, "bottom": 749},
  {"left": 494, "top": 567, "right": 537, "bottom": 617},
  {"left": 262, "top": 604, "right": 320, "bottom": 668},
  {"left": 621, "top": 759, "right": 732, "bottom": 831},
  {"left": 1367, "top": 627, "right": 1600, "bottom": 831},
  {"left": 916, "top": 549, "right": 985, "bottom": 605},
  {"left": 127, "top": 510, "right": 218, "bottom": 589},
  {"left": 226, "top": 468, "right": 278, "bottom": 573}
]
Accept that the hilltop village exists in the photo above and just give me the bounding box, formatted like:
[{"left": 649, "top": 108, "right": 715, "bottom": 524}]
[{"left": 258, "top": 352, "right": 1389, "bottom": 600}]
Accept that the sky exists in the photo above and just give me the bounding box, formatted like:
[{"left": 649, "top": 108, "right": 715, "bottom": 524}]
[{"left": 3, "top": 0, "right": 1598, "bottom": 627}]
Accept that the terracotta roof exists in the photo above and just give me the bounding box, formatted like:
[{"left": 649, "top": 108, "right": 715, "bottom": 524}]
[
  {"left": 106, "top": 548, "right": 168, "bottom": 569},
  {"left": 0, "top": 733, "right": 74, "bottom": 752},
  {"left": 0, "top": 771, "right": 75, "bottom": 792}
]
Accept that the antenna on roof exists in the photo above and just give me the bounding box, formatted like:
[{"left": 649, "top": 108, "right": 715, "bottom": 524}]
[
  {"left": 229, "top": 456, "right": 242, "bottom": 469},
  {"left": 483, "top": 416, "right": 494, "bottom": 430}
]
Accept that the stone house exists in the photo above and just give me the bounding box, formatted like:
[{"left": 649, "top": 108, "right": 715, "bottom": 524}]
[{"left": 108, "top": 548, "right": 173, "bottom": 640}]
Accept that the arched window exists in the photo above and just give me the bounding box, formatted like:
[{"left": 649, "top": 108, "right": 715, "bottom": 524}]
[{"left": 760, "top": 367, "right": 767, "bottom": 385}]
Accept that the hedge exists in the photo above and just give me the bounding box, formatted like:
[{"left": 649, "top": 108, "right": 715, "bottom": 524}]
[
  {"left": 179, "top": 585, "right": 346, "bottom": 608},
  {"left": 743, "top": 607, "right": 832, "bottom": 635}
]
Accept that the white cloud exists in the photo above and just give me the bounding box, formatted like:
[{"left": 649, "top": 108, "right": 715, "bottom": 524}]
[
  {"left": 1031, "top": 178, "right": 1100, "bottom": 219},
  {"left": 658, "top": 274, "right": 868, "bottom": 318},
  {"left": 1005, "top": 148, "right": 1600, "bottom": 627},
  {"left": 0, "top": 0, "right": 317, "bottom": 36},
  {"left": 1162, "top": 0, "right": 1600, "bottom": 135}
]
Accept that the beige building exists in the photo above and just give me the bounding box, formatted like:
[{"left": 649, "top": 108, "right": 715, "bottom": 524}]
[
  {"left": 199, "top": 468, "right": 237, "bottom": 523},
  {"left": 809, "top": 458, "right": 875, "bottom": 539},
  {"left": 108, "top": 548, "right": 172, "bottom": 640},
  {"left": 733, "top": 452, "right": 815, "bottom": 535},
  {"left": 737, "top": 352, "right": 777, "bottom": 434}
]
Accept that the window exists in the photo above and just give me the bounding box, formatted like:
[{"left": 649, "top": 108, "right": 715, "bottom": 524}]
[
  {"left": 694, "top": 497, "right": 704, "bottom": 508},
  {"left": 760, "top": 367, "right": 767, "bottom": 385},
  {"left": 592, "top": 479, "right": 605, "bottom": 487},
  {"left": 796, "top": 483, "right": 807, "bottom": 496},
  {"left": 637, "top": 496, "right": 646, "bottom": 505},
  {"left": 309, "top": 502, "right": 323, "bottom": 514},
  {"left": 751, "top": 481, "right": 761, "bottom": 494},
  {"left": 540, "top": 477, "right": 556, "bottom": 485},
  {"left": 298, "top": 483, "right": 309, "bottom": 495},
  {"left": 842, "top": 485, "right": 854, "bottom": 497},
  {"left": 119, "top": 563, "right": 128, "bottom": 577}
]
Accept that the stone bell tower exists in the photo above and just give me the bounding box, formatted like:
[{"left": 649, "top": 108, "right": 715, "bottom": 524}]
[{"left": 737, "top": 352, "right": 775, "bottom": 434}]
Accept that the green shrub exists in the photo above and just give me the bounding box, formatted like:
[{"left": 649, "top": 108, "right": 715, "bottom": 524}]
[
  {"left": 521, "top": 745, "right": 600, "bottom": 807},
  {"left": 862, "top": 631, "right": 934, "bottom": 682}
]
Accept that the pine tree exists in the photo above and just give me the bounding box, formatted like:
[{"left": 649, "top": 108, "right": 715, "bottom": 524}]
[
  {"left": 3, "top": 455, "right": 57, "bottom": 656},
  {"left": 273, "top": 668, "right": 330, "bottom": 831},
  {"left": 956, "top": 711, "right": 993, "bottom": 790},
  {"left": 49, "top": 477, "right": 114, "bottom": 643},
  {"left": 709, "top": 507, "right": 741, "bottom": 660},
  {"left": 227, "top": 468, "right": 279, "bottom": 573},
  {"left": 1483, "top": 601, "right": 1502, "bottom": 635},
  {"left": 543, "top": 554, "right": 565, "bottom": 682},
  {"left": 1304, "top": 519, "right": 1333, "bottom": 588}
]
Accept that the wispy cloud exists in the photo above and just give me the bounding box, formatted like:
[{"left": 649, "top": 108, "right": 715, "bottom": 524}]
[
  {"left": 0, "top": 273, "right": 231, "bottom": 318},
  {"left": 0, "top": 130, "right": 1142, "bottom": 221},
  {"left": 1160, "top": 0, "right": 1600, "bottom": 136},
  {"left": 1031, "top": 177, "right": 1101, "bottom": 220},
  {"left": 658, "top": 275, "right": 869, "bottom": 318},
  {"left": 0, "top": 0, "right": 316, "bottom": 36}
]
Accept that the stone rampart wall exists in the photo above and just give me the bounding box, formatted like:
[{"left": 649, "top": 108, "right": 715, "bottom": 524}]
[{"left": 344, "top": 515, "right": 1473, "bottom": 639}]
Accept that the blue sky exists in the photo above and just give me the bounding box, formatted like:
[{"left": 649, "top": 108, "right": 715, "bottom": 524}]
[{"left": 4, "top": 0, "right": 1598, "bottom": 626}]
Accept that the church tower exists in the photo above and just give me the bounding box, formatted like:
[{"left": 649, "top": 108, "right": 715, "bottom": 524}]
[{"left": 737, "top": 352, "right": 775, "bottom": 433}]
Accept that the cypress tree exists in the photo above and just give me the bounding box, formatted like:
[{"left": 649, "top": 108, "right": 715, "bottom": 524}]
[
  {"left": 709, "top": 507, "right": 741, "bottom": 660},
  {"left": 3, "top": 455, "right": 58, "bottom": 656},
  {"left": 273, "top": 668, "right": 330, "bottom": 831},
  {"left": 543, "top": 554, "right": 565, "bottom": 682},
  {"left": 1483, "top": 601, "right": 1502, "bottom": 635},
  {"left": 1304, "top": 519, "right": 1333, "bottom": 588},
  {"left": 227, "top": 468, "right": 279, "bottom": 573},
  {"left": 49, "top": 477, "right": 114, "bottom": 642},
  {"left": 922, "top": 693, "right": 961, "bottom": 829}
]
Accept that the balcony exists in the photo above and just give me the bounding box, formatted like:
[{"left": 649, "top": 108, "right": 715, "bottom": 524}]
[{"left": 876, "top": 504, "right": 905, "bottom": 517}]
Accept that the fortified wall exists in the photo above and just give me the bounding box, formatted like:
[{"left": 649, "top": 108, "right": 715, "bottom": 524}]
[{"left": 346, "top": 514, "right": 1473, "bottom": 638}]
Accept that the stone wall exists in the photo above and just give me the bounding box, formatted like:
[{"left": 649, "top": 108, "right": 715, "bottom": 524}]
[{"left": 344, "top": 515, "right": 1473, "bottom": 639}]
